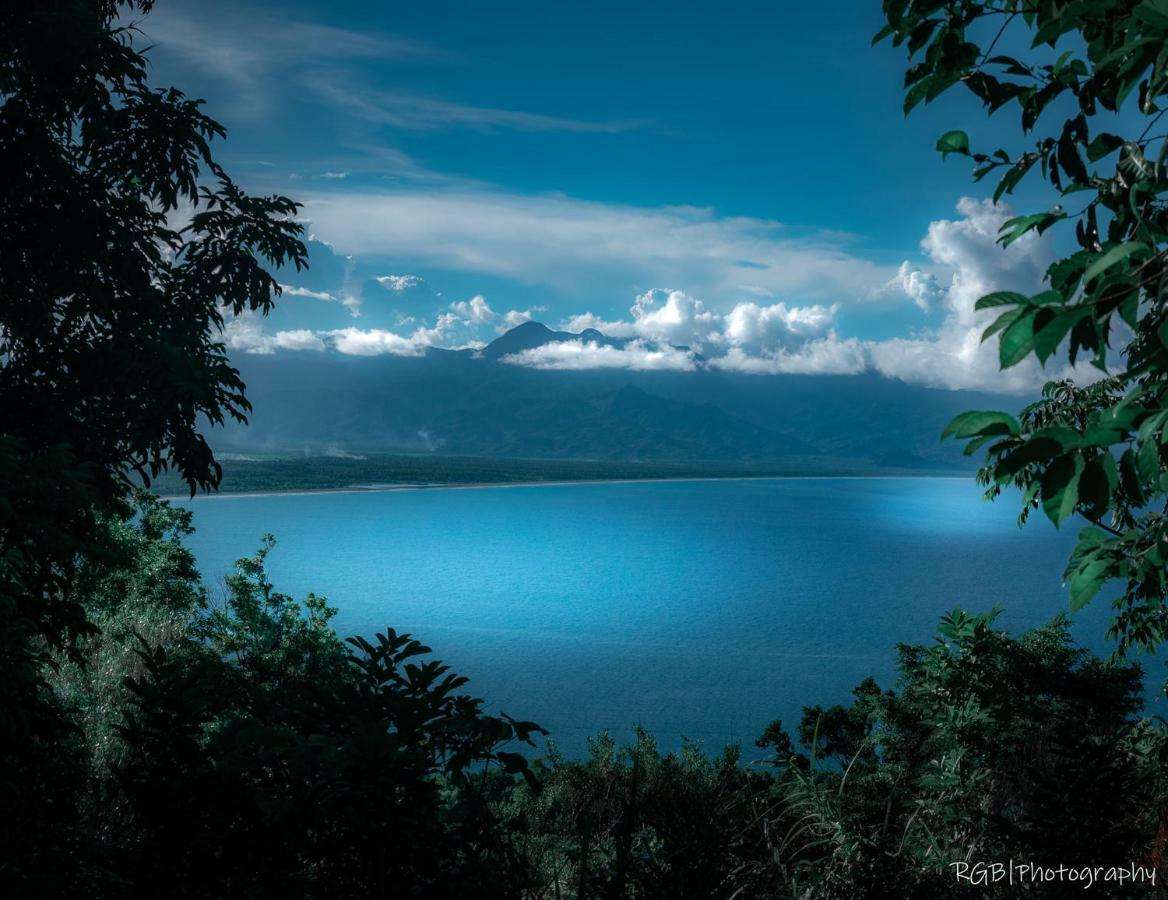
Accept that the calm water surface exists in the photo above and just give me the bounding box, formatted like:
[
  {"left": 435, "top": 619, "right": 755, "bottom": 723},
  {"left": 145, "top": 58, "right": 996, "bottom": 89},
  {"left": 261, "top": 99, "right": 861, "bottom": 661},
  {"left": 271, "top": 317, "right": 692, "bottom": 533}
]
[{"left": 177, "top": 477, "right": 1119, "bottom": 757}]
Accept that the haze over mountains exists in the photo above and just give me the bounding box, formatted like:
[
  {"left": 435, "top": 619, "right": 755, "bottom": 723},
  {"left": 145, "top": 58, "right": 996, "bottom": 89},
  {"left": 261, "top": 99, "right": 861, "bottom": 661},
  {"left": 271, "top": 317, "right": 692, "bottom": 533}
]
[{"left": 218, "top": 321, "right": 1020, "bottom": 471}]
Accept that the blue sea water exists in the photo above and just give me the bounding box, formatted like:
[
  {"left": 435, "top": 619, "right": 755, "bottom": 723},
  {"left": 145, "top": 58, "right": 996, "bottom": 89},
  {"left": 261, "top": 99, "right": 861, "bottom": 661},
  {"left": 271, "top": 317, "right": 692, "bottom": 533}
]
[{"left": 176, "top": 477, "right": 1126, "bottom": 758}]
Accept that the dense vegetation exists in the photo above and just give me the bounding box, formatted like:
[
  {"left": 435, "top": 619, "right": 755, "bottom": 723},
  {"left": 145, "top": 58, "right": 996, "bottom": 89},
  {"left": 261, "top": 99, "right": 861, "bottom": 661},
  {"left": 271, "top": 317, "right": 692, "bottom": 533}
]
[{"left": 3, "top": 0, "right": 1168, "bottom": 896}]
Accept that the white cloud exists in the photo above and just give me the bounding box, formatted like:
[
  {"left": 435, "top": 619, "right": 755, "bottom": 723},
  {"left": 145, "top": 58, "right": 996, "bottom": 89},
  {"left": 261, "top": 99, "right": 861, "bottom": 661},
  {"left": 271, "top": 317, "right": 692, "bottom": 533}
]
[
  {"left": 560, "top": 312, "right": 638, "bottom": 337},
  {"left": 272, "top": 330, "right": 327, "bottom": 352},
  {"left": 141, "top": 9, "right": 434, "bottom": 117},
  {"left": 887, "top": 261, "right": 944, "bottom": 311},
  {"left": 280, "top": 284, "right": 335, "bottom": 301},
  {"left": 502, "top": 339, "right": 698, "bottom": 372},
  {"left": 516, "top": 291, "right": 854, "bottom": 374},
  {"left": 374, "top": 274, "right": 425, "bottom": 293},
  {"left": 449, "top": 295, "right": 495, "bottom": 324},
  {"left": 223, "top": 314, "right": 326, "bottom": 354},
  {"left": 327, "top": 328, "right": 420, "bottom": 356},
  {"left": 868, "top": 197, "right": 1073, "bottom": 392},
  {"left": 711, "top": 338, "right": 867, "bottom": 375},
  {"left": 233, "top": 197, "right": 1099, "bottom": 394},
  {"left": 630, "top": 289, "right": 722, "bottom": 349},
  {"left": 319, "top": 171, "right": 349, "bottom": 180},
  {"left": 723, "top": 301, "right": 836, "bottom": 353},
  {"left": 296, "top": 188, "right": 895, "bottom": 304},
  {"left": 327, "top": 317, "right": 452, "bottom": 356},
  {"left": 307, "top": 78, "right": 646, "bottom": 134},
  {"left": 503, "top": 309, "right": 538, "bottom": 329}
]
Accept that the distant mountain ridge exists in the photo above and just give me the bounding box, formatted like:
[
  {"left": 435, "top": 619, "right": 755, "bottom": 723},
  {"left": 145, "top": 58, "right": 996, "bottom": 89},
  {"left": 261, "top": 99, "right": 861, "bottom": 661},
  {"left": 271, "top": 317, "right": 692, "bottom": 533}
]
[
  {"left": 216, "top": 322, "right": 1019, "bottom": 471},
  {"left": 480, "top": 321, "right": 622, "bottom": 360}
]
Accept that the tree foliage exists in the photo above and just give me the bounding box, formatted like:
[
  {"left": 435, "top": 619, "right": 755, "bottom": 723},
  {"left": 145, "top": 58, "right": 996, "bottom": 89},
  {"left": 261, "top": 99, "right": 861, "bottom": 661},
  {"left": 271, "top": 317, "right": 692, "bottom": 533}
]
[
  {"left": 0, "top": 0, "right": 306, "bottom": 880},
  {"left": 509, "top": 610, "right": 1163, "bottom": 898},
  {"left": 879, "top": 0, "right": 1168, "bottom": 654},
  {"left": 37, "top": 504, "right": 546, "bottom": 896},
  {"left": 0, "top": 0, "right": 306, "bottom": 646}
]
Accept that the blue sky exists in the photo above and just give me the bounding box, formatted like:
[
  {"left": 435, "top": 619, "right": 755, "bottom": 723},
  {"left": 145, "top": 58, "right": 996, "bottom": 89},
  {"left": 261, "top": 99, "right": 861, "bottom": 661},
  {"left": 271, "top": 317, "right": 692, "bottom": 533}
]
[{"left": 140, "top": 0, "right": 1074, "bottom": 393}]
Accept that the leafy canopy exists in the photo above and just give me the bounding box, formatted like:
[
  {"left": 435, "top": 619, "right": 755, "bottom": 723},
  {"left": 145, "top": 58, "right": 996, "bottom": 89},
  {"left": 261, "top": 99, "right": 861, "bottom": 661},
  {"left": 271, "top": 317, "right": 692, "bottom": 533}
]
[
  {"left": 0, "top": 0, "right": 306, "bottom": 875},
  {"left": 0, "top": 0, "right": 307, "bottom": 648},
  {"left": 879, "top": 0, "right": 1168, "bottom": 654}
]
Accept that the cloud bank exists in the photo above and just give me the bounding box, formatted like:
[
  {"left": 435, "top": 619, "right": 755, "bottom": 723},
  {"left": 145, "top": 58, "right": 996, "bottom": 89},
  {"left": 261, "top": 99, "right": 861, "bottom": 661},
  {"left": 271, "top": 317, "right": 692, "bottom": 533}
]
[{"left": 226, "top": 197, "right": 1095, "bottom": 395}]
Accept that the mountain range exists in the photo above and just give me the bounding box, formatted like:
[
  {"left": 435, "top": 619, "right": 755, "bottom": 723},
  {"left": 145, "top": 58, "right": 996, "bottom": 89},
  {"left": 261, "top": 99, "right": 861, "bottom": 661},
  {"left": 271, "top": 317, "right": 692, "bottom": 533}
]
[{"left": 217, "top": 321, "right": 1021, "bottom": 471}]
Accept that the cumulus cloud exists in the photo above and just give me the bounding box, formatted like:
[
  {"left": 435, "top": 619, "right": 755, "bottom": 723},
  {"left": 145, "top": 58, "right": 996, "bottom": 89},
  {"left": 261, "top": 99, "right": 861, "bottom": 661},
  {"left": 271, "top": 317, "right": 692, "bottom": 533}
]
[
  {"left": 449, "top": 295, "right": 495, "bottom": 324},
  {"left": 504, "top": 288, "right": 856, "bottom": 374},
  {"left": 560, "top": 312, "right": 638, "bottom": 337},
  {"left": 231, "top": 197, "right": 1096, "bottom": 394},
  {"left": 711, "top": 338, "right": 867, "bottom": 375},
  {"left": 869, "top": 197, "right": 1071, "bottom": 392},
  {"left": 271, "top": 330, "right": 328, "bottom": 352},
  {"left": 223, "top": 314, "right": 327, "bottom": 354},
  {"left": 502, "top": 199, "right": 1089, "bottom": 391},
  {"left": 503, "top": 308, "right": 539, "bottom": 329},
  {"left": 502, "top": 340, "right": 698, "bottom": 372},
  {"left": 723, "top": 301, "right": 836, "bottom": 353},
  {"left": 887, "top": 261, "right": 944, "bottom": 311},
  {"left": 327, "top": 328, "right": 426, "bottom": 356},
  {"left": 374, "top": 274, "right": 425, "bottom": 293},
  {"left": 630, "top": 289, "right": 722, "bottom": 349},
  {"left": 328, "top": 313, "right": 455, "bottom": 356}
]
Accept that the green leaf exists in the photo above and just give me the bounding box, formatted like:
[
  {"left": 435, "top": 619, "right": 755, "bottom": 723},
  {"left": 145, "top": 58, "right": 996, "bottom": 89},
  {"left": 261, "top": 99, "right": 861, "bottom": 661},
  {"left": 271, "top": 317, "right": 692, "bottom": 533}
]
[
  {"left": 975, "top": 291, "right": 1028, "bottom": 310},
  {"left": 999, "top": 309, "right": 1038, "bottom": 368},
  {"left": 1086, "top": 133, "right": 1125, "bottom": 162},
  {"left": 1135, "top": 0, "right": 1168, "bottom": 27},
  {"left": 1136, "top": 437, "right": 1160, "bottom": 484},
  {"left": 1047, "top": 251, "right": 1090, "bottom": 293},
  {"left": 962, "top": 433, "right": 999, "bottom": 457},
  {"left": 936, "top": 129, "right": 970, "bottom": 159},
  {"left": 1119, "top": 448, "right": 1147, "bottom": 506},
  {"left": 993, "top": 154, "right": 1038, "bottom": 202},
  {"left": 1034, "top": 309, "right": 1087, "bottom": 364},
  {"left": 907, "top": 19, "right": 939, "bottom": 54},
  {"left": 1083, "top": 241, "right": 1143, "bottom": 284},
  {"left": 982, "top": 306, "right": 1027, "bottom": 343},
  {"left": 1077, "top": 455, "right": 1115, "bottom": 517},
  {"left": 1068, "top": 554, "right": 1114, "bottom": 611},
  {"left": 1041, "top": 454, "right": 1085, "bottom": 527},
  {"left": 999, "top": 210, "right": 1066, "bottom": 247},
  {"left": 904, "top": 77, "right": 934, "bottom": 114},
  {"left": 1081, "top": 424, "right": 1124, "bottom": 446},
  {"left": 1031, "top": 426, "right": 1082, "bottom": 450},
  {"left": 941, "top": 410, "right": 1020, "bottom": 441},
  {"left": 995, "top": 436, "right": 1063, "bottom": 479}
]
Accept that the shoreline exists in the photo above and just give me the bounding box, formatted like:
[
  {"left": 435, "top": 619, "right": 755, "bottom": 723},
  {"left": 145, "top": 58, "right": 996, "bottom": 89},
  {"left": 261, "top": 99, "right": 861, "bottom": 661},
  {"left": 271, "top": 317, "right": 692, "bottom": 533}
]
[{"left": 163, "top": 472, "right": 973, "bottom": 501}]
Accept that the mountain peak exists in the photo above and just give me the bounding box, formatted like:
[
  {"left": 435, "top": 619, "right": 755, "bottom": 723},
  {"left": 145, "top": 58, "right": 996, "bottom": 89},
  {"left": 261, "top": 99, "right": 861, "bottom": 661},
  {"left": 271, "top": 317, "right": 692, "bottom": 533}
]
[
  {"left": 482, "top": 320, "right": 577, "bottom": 360},
  {"left": 508, "top": 320, "right": 554, "bottom": 336}
]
